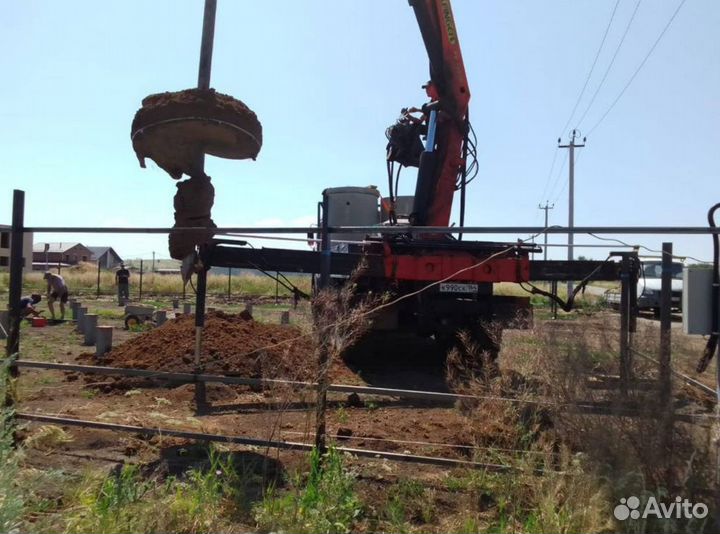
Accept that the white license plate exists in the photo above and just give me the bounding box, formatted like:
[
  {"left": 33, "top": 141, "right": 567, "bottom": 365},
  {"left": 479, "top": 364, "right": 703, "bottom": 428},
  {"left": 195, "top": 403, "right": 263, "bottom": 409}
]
[{"left": 439, "top": 283, "right": 479, "bottom": 294}]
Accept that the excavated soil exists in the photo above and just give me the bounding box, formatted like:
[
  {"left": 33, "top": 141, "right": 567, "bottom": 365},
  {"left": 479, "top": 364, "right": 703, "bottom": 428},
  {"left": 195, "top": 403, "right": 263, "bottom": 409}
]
[
  {"left": 92, "top": 311, "right": 354, "bottom": 382},
  {"left": 131, "top": 88, "right": 262, "bottom": 179}
]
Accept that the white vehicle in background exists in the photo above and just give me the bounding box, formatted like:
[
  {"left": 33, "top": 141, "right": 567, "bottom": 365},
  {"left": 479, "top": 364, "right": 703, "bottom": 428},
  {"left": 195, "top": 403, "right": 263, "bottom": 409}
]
[{"left": 605, "top": 257, "right": 684, "bottom": 316}]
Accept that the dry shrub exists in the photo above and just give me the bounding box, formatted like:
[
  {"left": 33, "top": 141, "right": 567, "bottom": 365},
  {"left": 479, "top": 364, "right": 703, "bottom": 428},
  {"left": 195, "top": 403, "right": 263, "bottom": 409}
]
[
  {"left": 447, "top": 325, "right": 551, "bottom": 452},
  {"left": 507, "top": 316, "right": 716, "bottom": 502}
]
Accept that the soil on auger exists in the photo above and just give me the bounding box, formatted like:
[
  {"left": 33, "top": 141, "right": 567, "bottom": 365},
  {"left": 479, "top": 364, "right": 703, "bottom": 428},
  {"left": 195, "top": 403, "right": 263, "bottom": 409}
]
[{"left": 131, "top": 88, "right": 262, "bottom": 179}]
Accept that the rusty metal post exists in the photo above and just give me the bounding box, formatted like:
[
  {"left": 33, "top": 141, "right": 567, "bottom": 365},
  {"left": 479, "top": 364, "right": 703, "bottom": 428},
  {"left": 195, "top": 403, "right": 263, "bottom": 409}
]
[
  {"left": 619, "top": 255, "right": 632, "bottom": 395},
  {"left": 197, "top": 0, "right": 217, "bottom": 91},
  {"left": 659, "top": 243, "right": 674, "bottom": 484},
  {"left": 227, "top": 267, "right": 231, "bottom": 300},
  {"left": 659, "top": 243, "right": 673, "bottom": 405},
  {"left": 96, "top": 260, "right": 101, "bottom": 299},
  {"left": 139, "top": 259, "right": 144, "bottom": 301},
  {"left": 629, "top": 253, "right": 638, "bottom": 334},
  {"left": 315, "top": 192, "right": 331, "bottom": 453},
  {"left": 194, "top": 259, "right": 208, "bottom": 409},
  {"left": 4, "top": 190, "right": 25, "bottom": 412},
  {"left": 320, "top": 192, "right": 331, "bottom": 289}
]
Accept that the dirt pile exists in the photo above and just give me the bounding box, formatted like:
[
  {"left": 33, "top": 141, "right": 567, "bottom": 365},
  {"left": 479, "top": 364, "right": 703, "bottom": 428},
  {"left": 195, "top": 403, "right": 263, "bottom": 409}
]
[
  {"left": 98, "top": 311, "right": 352, "bottom": 386},
  {"left": 100, "top": 311, "right": 321, "bottom": 380}
]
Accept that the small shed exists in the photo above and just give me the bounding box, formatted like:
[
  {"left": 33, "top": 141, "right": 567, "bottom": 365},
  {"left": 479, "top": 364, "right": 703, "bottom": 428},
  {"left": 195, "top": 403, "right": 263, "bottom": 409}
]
[{"left": 88, "top": 246, "right": 124, "bottom": 269}]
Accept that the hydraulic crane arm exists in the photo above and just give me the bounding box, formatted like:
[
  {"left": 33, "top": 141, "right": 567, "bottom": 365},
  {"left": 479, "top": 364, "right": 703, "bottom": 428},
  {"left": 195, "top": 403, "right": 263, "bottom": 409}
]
[{"left": 408, "top": 0, "right": 470, "bottom": 228}]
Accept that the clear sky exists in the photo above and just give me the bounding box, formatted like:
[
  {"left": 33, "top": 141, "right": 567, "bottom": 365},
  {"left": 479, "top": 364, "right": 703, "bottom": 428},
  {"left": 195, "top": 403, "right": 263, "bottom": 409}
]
[{"left": 1, "top": 0, "right": 718, "bottom": 262}]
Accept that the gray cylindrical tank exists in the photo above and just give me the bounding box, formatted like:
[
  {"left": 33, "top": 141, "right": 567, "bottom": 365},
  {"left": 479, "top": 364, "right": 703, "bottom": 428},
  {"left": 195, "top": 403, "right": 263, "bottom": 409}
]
[{"left": 324, "top": 186, "right": 380, "bottom": 245}]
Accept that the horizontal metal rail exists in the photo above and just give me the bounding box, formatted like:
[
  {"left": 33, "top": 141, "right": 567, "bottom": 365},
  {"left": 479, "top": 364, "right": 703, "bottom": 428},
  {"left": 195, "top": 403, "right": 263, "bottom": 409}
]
[
  {"left": 21, "top": 225, "right": 720, "bottom": 235},
  {"left": 16, "top": 412, "right": 512, "bottom": 471},
  {"left": 11, "top": 359, "right": 475, "bottom": 403},
  {"left": 13, "top": 360, "right": 716, "bottom": 424},
  {"left": 630, "top": 348, "right": 716, "bottom": 397}
]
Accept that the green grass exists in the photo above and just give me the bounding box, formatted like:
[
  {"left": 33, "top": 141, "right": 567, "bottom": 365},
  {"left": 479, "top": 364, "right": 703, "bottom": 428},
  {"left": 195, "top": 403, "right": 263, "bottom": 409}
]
[
  {"left": 255, "top": 447, "right": 362, "bottom": 534},
  {"left": 0, "top": 359, "right": 24, "bottom": 534},
  {"left": 64, "top": 448, "right": 246, "bottom": 534}
]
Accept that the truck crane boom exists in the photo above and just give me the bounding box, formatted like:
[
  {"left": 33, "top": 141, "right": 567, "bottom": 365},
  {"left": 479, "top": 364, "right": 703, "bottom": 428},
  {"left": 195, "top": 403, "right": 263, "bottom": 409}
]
[{"left": 408, "top": 0, "right": 471, "bottom": 228}]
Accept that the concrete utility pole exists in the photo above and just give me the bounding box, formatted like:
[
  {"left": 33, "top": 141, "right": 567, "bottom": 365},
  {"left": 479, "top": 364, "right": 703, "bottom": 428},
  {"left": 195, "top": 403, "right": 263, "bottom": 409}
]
[
  {"left": 558, "top": 130, "right": 585, "bottom": 296},
  {"left": 538, "top": 201, "right": 554, "bottom": 261}
]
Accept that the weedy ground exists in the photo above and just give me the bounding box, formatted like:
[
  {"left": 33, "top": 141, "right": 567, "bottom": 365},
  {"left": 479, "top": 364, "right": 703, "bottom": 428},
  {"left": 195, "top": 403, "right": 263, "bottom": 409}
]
[{"left": 0, "top": 284, "right": 717, "bottom": 532}]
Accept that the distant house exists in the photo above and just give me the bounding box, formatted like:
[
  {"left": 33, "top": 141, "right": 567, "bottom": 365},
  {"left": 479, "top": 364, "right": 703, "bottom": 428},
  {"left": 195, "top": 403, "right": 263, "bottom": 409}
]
[
  {"left": 88, "top": 246, "right": 123, "bottom": 269},
  {"left": 0, "top": 224, "right": 33, "bottom": 272},
  {"left": 32, "top": 242, "right": 93, "bottom": 268}
]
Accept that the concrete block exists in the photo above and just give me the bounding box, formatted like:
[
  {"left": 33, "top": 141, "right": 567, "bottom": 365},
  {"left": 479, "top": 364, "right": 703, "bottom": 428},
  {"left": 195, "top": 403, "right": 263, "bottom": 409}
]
[
  {"left": 280, "top": 311, "right": 290, "bottom": 325},
  {"left": 83, "top": 314, "right": 98, "bottom": 345},
  {"left": 183, "top": 303, "right": 192, "bottom": 315},
  {"left": 95, "top": 326, "right": 113, "bottom": 357},
  {"left": 76, "top": 307, "right": 87, "bottom": 333},
  {"left": 155, "top": 310, "right": 167, "bottom": 326},
  {"left": 172, "top": 298, "right": 179, "bottom": 309}
]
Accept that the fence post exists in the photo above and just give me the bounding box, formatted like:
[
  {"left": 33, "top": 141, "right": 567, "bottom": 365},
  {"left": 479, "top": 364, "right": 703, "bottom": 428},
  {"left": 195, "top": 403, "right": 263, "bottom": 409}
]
[
  {"left": 96, "top": 261, "right": 101, "bottom": 299},
  {"left": 139, "top": 259, "right": 144, "bottom": 301},
  {"left": 4, "top": 189, "right": 25, "bottom": 414},
  {"left": 227, "top": 267, "right": 231, "bottom": 299},
  {"left": 659, "top": 242, "right": 674, "bottom": 485},
  {"left": 619, "top": 254, "right": 632, "bottom": 395},
  {"left": 194, "top": 261, "right": 208, "bottom": 409},
  {"left": 275, "top": 272, "right": 279, "bottom": 305},
  {"left": 315, "top": 191, "right": 330, "bottom": 453}
]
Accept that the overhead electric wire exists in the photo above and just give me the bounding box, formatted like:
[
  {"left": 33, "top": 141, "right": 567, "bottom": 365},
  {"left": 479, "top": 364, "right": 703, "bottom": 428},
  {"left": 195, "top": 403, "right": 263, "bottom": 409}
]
[
  {"left": 585, "top": 0, "right": 689, "bottom": 136},
  {"left": 587, "top": 232, "right": 709, "bottom": 264},
  {"left": 558, "top": 0, "right": 622, "bottom": 136},
  {"left": 538, "top": 147, "right": 560, "bottom": 207},
  {"left": 545, "top": 152, "right": 568, "bottom": 204},
  {"left": 575, "top": 0, "right": 644, "bottom": 128},
  {"left": 538, "top": 0, "right": 620, "bottom": 210}
]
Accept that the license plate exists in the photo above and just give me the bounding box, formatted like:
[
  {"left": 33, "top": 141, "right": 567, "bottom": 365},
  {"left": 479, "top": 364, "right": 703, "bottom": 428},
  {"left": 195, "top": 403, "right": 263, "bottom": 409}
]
[{"left": 439, "top": 283, "right": 478, "bottom": 294}]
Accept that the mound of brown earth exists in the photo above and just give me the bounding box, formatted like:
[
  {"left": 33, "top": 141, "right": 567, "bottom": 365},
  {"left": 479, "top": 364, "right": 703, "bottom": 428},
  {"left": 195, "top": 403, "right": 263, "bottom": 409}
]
[{"left": 96, "top": 311, "right": 354, "bottom": 382}]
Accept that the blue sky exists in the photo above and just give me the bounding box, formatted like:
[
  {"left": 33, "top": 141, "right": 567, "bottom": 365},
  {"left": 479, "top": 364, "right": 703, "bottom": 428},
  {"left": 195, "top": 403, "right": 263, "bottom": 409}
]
[{"left": 1, "top": 0, "right": 718, "bottom": 262}]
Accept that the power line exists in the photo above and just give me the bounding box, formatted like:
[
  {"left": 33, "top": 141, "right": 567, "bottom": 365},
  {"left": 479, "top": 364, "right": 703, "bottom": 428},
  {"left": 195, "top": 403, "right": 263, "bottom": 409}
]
[
  {"left": 546, "top": 151, "right": 568, "bottom": 203},
  {"left": 558, "top": 0, "right": 622, "bottom": 136},
  {"left": 575, "top": 0, "right": 643, "bottom": 128},
  {"left": 538, "top": 147, "right": 560, "bottom": 208},
  {"left": 586, "top": 0, "right": 689, "bottom": 136},
  {"left": 539, "top": 1, "right": 621, "bottom": 209}
]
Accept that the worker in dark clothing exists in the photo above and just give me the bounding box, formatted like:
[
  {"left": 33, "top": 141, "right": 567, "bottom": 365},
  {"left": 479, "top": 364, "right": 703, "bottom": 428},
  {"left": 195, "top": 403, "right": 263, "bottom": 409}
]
[
  {"left": 20, "top": 294, "right": 42, "bottom": 319},
  {"left": 115, "top": 263, "right": 130, "bottom": 305}
]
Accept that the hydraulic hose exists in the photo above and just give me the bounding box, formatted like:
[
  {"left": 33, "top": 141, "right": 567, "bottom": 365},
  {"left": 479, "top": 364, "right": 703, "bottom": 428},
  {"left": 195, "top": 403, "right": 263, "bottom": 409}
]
[{"left": 697, "top": 203, "right": 720, "bottom": 373}]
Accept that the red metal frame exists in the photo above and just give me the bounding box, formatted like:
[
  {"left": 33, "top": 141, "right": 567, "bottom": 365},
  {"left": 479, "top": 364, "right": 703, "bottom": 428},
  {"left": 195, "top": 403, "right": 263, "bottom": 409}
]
[{"left": 383, "top": 251, "right": 530, "bottom": 284}]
